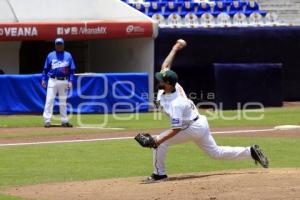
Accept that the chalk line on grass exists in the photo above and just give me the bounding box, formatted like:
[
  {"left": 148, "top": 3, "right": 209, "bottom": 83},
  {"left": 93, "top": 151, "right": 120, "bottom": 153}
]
[{"left": 0, "top": 128, "right": 279, "bottom": 147}]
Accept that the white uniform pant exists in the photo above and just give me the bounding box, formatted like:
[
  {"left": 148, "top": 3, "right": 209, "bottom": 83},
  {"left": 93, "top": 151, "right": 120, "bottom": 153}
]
[
  {"left": 43, "top": 78, "right": 69, "bottom": 124},
  {"left": 153, "top": 115, "right": 251, "bottom": 175}
]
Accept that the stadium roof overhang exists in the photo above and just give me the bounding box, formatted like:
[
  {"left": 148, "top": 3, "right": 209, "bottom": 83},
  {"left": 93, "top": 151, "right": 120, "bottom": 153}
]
[{"left": 0, "top": 0, "right": 158, "bottom": 41}]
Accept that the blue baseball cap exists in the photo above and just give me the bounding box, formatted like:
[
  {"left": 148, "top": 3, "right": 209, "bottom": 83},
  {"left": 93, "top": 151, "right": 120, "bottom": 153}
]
[{"left": 55, "top": 38, "right": 64, "bottom": 45}]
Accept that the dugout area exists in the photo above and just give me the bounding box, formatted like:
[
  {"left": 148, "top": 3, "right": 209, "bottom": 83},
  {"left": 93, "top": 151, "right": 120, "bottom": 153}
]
[{"left": 0, "top": 0, "right": 157, "bottom": 100}]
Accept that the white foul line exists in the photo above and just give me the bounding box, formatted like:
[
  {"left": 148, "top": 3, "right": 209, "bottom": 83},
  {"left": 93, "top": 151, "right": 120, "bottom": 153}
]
[
  {"left": 0, "top": 128, "right": 277, "bottom": 148},
  {"left": 0, "top": 137, "right": 134, "bottom": 147},
  {"left": 213, "top": 128, "right": 276, "bottom": 134}
]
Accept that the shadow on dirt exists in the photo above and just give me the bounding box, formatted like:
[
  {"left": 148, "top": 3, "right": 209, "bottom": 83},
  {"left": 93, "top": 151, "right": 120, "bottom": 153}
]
[{"left": 141, "top": 171, "right": 264, "bottom": 184}]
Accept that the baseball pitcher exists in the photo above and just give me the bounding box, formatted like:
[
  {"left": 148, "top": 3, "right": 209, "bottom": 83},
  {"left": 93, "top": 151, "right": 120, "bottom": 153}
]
[{"left": 135, "top": 39, "right": 269, "bottom": 182}]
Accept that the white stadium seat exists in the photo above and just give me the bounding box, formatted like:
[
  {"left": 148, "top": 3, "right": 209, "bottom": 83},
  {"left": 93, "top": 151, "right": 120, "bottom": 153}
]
[
  {"left": 183, "top": 12, "right": 200, "bottom": 28},
  {"left": 167, "top": 13, "right": 183, "bottom": 28},
  {"left": 151, "top": 13, "right": 167, "bottom": 27},
  {"left": 199, "top": 12, "right": 215, "bottom": 27},
  {"left": 265, "top": 12, "right": 279, "bottom": 26},
  {"left": 249, "top": 12, "right": 263, "bottom": 26},
  {"left": 232, "top": 12, "right": 248, "bottom": 27},
  {"left": 216, "top": 12, "right": 231, "bottom": 27}
]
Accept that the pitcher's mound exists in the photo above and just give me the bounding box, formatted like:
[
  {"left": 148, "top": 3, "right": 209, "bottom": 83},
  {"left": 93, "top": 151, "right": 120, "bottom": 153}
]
[{"left": 5, "top": 168, "right": 300, "bottom": 200}]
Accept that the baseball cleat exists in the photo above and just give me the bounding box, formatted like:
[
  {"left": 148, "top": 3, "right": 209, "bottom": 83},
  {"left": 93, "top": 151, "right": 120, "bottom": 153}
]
[
  {"left": 44, "top": 122, "right": 51, "bottom": 128},
  {"left": 250, "top": 145, "right": 269, "bottom": 168},
  {"left": 61, "top": 122, "right": 73, "bottom": 128},
  {"left": 145, "top": 173, "right": 168, "bottom": 182}
]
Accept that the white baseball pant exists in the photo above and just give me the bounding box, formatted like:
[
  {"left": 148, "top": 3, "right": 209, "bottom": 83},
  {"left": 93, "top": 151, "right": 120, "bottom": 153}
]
[
  {"left": 43, "top": 78, "right": 69, "bottom": 124},
  {"left": 153, "top": 115, "right": 251, "bottom": 175}
]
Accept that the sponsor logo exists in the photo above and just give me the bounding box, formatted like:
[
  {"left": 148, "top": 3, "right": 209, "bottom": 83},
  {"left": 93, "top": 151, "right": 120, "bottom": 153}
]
[
  {"left": 0, "top": 27, "right": 38, "bottom": 37},
  {"left": 57, "top": 26, "right": 107, "bottom": 35},
  {"left": 171, "top": 118, "right": 180, "bottom": 125},
  {"left": 126, "top": 25, "right": 145, "bottom": 34}
]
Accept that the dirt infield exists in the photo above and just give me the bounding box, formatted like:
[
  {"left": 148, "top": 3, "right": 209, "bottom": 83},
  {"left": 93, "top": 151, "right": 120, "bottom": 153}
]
[
  {"left": 5, "top": 168, "right": 300, "bottom": 200},
  {"left": 1, "top": 127, "right": 300, "bottom": 200}
]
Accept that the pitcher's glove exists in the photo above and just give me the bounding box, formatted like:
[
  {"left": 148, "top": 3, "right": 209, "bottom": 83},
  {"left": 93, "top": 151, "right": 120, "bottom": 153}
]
[{"left": 135, "top": 133, "right": 158, "bottom": 149}]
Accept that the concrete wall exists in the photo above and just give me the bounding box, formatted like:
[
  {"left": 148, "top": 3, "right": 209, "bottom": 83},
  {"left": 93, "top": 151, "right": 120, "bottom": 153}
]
[
  {"left": 0, "top": 42, "right": 20, "bottom": 74},
  {"left": 88, "top": 38, "right": 154, "bottom": 96}
]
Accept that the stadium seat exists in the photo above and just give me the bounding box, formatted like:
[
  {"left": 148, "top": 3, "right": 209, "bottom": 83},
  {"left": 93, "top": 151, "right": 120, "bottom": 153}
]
[
  {"left": 216, "top": 12, "right": 231, "bottom": 26},
  {"left": 167, "top": 13, "right": 183, "bottom": 28},
  {"left": 196, "top": 2, "right": 211, "bottom": 17},
  {"left": 199, "top": 12, "right": 215, "bottom": 27},
  {"left": 134, "top": 3, "right": 147, "bottom": 13},
  {"left": 248, "top": 12, "right": 263, "bottom": 26},
  {"left": 180, "top": 1, "right": 197, "bottom": 17},
  {"left": 164, "top": 1, "right": 182, "bottom": 17},
  {"left": 148, "top": 2, "right": 164, "bottom": 16},
  {"left": 244, "top": 0, "right": 266, "bottom": 16},
  {"left": 264, "top": 12, "right": 279, "bottom": 26},
  {"left": 183, "top": 12, "right": 200, "bottom": 28},
  {"left": 214, "top": 0, "right": 234, "bottom": 7},
  {"left": 212, "top": 1, "right": 227, "bottom": 17},
  {"left": 151, "top": 13, "right": 168, "bottom": 27},
  {"left": 130, "top": 0, "right": 146, "bottom": 3},
  {"left": 228, "top": 0, "right": 244, "bottom": 17},
  {"left": 232, "top": 12, "right": 247, "bottom": 26}
]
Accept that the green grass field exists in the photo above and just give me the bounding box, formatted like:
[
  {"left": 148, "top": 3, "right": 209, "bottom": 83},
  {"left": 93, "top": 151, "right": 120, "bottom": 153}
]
[
  {"left": 1, "top": 137, "right": 300, "bottom": 187},
  {"left": 0, "top": 107, "right": 300, "bottom": 199},
  {"left": 0, "top": 107, "right": 299, "bottom": 129}
]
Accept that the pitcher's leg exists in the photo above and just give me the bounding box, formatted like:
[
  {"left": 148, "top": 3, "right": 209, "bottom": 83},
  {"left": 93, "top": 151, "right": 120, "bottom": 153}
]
[
  {"left": 195, "top": 132, "right": 251, "bottom": 160},
  {"left": 153, "top": 129, "right": 193, "bottom": 175},
  {"left": 43, "top": 79, "right": 57, "bottom": 124}
]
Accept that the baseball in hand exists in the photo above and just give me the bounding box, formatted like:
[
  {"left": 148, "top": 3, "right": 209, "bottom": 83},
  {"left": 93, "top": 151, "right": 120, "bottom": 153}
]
[
  {"left": 174, "top": 39, "right": 187, "bottom": 51},
  {"left": 177, "top": 39, "right": 187, "bottom": 47}
]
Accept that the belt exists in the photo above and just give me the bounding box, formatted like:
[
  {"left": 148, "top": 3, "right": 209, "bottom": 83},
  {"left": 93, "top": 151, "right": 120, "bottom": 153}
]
[
  {"left": 193, "top": 116, "right": 199, "bottom": 121},
  {"left": 50, "top": 76, "right": 68, "bottom": 80}
]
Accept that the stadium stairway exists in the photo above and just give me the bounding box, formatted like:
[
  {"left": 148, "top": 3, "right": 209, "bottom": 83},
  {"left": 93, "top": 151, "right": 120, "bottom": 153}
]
[{"left": 257, "top": 0, "right": 300, "bottom": 25}]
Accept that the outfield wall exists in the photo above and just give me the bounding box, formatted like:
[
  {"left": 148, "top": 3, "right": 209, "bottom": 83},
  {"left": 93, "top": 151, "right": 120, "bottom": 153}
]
[
  {"left": 155, "top": 27, "right": 300, "bottom": 103},
  {"left": 0, "top": 73, "right": 149, "bottom": 114}
]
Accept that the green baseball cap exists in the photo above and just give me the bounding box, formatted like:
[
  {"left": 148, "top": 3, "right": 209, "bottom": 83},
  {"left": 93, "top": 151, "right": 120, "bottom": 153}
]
[{"left": 155, "top": 70, "right": 178, "bottom": 86}]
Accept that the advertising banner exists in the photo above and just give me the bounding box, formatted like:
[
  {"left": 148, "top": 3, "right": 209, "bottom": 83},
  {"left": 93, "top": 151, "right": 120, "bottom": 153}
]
[{"left": 0, "top": 21, "right": 154, "bottom": 41}]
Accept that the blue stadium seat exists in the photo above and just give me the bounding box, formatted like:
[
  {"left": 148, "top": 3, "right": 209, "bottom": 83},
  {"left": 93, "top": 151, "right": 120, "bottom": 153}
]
[
  {"left": 244, "top": 1, "right": 266, "bottom": 16},
  {"left": 212, "top": 1, "right": 227, "bottom": 17},
  {"left": 180, "top": 1, "right": 197, "bottom": 17},
  {"left": 148, "top": 2, "right": 165, "bottom": 16},
  {"left": 177, "top": 0, "right": 193, "bottom": 2},
  {"left": 228, "top": 0, "right": 244, "bottom": 16},
  {"left": 161, "top": 0, "right": 176, "bottom": 3},
  {"left": 133, "top": 3, "right": 147, "bottom": 14},
  {"left": 214, "top": 0, "right": 233, "bottom": 7},
  {"left": 196, "top": 2, "right": 211, "bottom": 17},
  {"left": 164, "top": 1, "right": 182, "bottom": 17}
]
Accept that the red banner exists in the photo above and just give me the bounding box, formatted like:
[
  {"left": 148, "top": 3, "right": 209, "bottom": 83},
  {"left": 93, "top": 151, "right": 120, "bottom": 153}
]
[{"left": 0, "top": 21, "right": 154, "bottom": 41}]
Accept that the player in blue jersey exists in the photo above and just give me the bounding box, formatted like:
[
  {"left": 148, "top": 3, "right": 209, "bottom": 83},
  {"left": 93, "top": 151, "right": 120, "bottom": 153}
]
[{"left": 41, "top": 38, "right": 76, "bottom": 128}]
